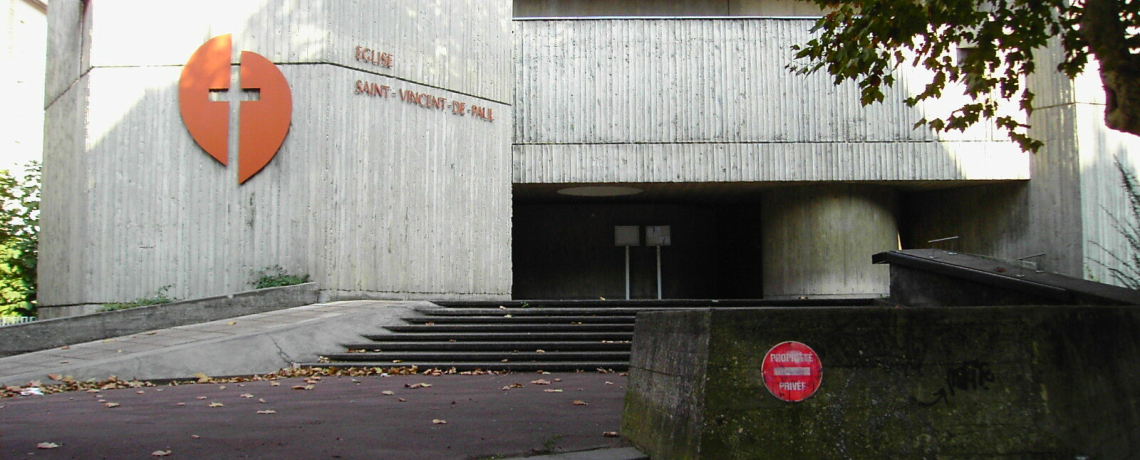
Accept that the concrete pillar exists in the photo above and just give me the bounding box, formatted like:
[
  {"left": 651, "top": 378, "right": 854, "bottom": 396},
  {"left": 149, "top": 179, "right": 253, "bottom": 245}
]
[{"left": 761, "top": 184, "right": 898, "bottom": 299}]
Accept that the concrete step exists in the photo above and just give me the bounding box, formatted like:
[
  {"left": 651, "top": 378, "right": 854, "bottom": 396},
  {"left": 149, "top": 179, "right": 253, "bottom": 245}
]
[
  {"left": 402, "top": 316, "right": 636, "bottom": 324},
  {"left": 432, "top": 299, "right": 876, "bottom": 308},
  {"left": 362, "top": 332, "right": 634, "bottom": 342},
  {"left": 384, "top": 324, "right": 636, "bottom": 333},
  {"left": 341, "top": 342, "right": 632, "bottom": 352},
  {"left": 323, "top": 351, "right": 631, "bottom": 362},
  {"left": 302, "top": 361, "right": 629, "bottom": 372},
  {"left": 416, "top": 308, "right": 654, "bottom": 317}
]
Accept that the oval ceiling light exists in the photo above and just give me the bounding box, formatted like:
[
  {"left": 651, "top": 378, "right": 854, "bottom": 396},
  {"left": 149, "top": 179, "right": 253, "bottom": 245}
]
[{"left": 556, "top": 186, "right": 644, "bottom": 197}]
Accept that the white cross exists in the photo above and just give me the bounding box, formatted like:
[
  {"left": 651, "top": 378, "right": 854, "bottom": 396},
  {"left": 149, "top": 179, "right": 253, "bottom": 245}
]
[{"left": 208, "top": 69, "right": 260, "bottom": 164}]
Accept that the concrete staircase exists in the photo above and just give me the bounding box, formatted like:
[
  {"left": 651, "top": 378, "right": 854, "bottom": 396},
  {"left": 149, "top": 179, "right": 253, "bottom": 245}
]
[{"left": 305, "top": 299, "right": 874, "bottom": 372}]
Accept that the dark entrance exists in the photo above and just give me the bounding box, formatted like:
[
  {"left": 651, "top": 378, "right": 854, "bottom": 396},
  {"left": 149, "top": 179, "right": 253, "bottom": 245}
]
[{"left": 512, "top": 184, "right": 765, "bottom": 299}]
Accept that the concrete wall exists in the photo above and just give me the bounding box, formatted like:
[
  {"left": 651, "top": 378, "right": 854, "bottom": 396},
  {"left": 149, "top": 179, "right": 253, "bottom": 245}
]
[
  {"left": 514, "top": 0, "right": 824, "bottom": 17},
  {"left": 762, "top": 184, "right": 897, "bottom": 298},
  {"left": 513, "top": 19, "right": 1027, "bottom": 185},
  {"left": 0, "top": 0, "right": 46, "bottom": 174},
  {"left": 900, "top": 183, "right": 1031, "bottom": 259},
  {"left": 40, "top": 0, "right": 514, "bottom": 309},
  {"left": 900, "top": 40, "right": 1140, "bottom": 281},
  {"left": 625, "top": 306, "right": 1140, "bottom": 459}
]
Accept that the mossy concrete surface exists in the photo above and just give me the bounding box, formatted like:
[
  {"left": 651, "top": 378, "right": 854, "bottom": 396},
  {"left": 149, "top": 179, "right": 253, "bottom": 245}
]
[{"left": 622, "top": 306, "right": 1140, "bottom": 459}]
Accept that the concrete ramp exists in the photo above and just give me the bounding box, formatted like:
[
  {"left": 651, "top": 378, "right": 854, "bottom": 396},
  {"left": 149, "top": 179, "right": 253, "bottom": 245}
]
[{"left": 0, "top": 301, "right": 421, "bottom": 387}]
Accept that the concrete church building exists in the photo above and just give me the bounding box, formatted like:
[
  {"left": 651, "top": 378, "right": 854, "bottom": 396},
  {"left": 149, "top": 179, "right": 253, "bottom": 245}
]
[{"left": 38, "top": 0, "right": 1140, "bottom": 317}]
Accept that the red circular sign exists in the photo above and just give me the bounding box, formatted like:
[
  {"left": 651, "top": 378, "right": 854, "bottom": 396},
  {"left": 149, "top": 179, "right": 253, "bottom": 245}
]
[{"left": 761, "top": 341, "right": 822, "bottom": 402}]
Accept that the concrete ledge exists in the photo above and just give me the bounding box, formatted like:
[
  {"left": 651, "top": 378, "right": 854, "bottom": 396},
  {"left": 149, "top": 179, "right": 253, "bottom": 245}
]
[
  {"left": 874, "top": 249, "right": 1140, "bottom": 306},
  {"left": 623, "top": 306, "right": 1140, "bottom": 459},
  {"left": 0, "top": 283, "right": 319, "bottom": 357}
]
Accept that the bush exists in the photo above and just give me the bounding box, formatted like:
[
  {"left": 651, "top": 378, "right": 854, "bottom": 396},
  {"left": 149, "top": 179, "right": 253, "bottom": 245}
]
[{"left": 0, "top": 162, "right": 39, "bottom": 317}]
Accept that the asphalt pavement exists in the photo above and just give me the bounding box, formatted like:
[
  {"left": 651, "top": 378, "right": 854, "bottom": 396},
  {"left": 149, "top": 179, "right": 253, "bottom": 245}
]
[{"left": 1, "top": 372, "right": 638, "bottom": 460}]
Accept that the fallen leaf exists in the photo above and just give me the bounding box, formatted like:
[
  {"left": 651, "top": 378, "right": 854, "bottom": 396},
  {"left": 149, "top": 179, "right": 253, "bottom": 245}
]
[
  {"left": 196, "top": 396, "right": 207, "bottom": 400},
  {"left": 60, "top": 346, "right": 70, "bottom": 349},
  {"left": 208, "top": 402, "right": 224, "bottom": 407},
  {"left": 258, "top": 398, "right": 266, "bottom": 403},
  {"left": 406, "top": 383, "right": 432, "bottom": 389},
  {"left": 291, "top": 385, "right": 314, "bottom": 391},
  {"left": 270, "top": 382, "right": 280, "bottom": 387},
  {"left": 151, "top": 450, "right": 172, "bottom": 457},
  {"left": 239, "top": 393, "right": 253, "bottom": 399},
  {"left": 146, "top": 331, "right": 157, "bottom": 335},
  {"left": 227, "top": 321, "right": 237, "bottom": 325},
  {"left": 136, "top": 390, "right": 145, "bottom": 394},
  {"left": 47, "top": 374, "right": 63, "bottom": 381},
  {"left": 194, "top": 373, "right": 211, "bottom": 383},
  {"left": 603, "top": 431, "right": 620, "bottom": 437},
  {"left": 256, "top": 410, "right": 276, "bottom": 415},
  {"left": 177, "top": 403, "right": 186, "bottom": 406},
  {"left": 218, "top": 385, "right": 226, "bottom": 390},
  {"left": 553, "top": 378, "right": 562, "bottom": 382},
  {"left": 37, "top": 442, "right": 59, "bottom": 449},
  {"left": 381, "top": 390, "right": 395, "bottom": 396},
  {"left": 105, "top": 402, "right": 120, "bottom": 408},
  {"left": 531, "top": 379, "right": 551, "bottom": 385},
  {"left": 573, "top": 400, "right": 588, "bottom": 406},
  {"left": 535, "top": 349, "right": 545, "bottom": 353},
  {"left": 190, "top": 435, "right": 200, "bottom": 439},
  {"left": 432, "top": 419, "right": 447, "bottom": 424},
  {"left": 398, "top": 398, "right": 407, "bottom": 402},
  {"left": 544, "top": 389, "right": 563, "bottom": 393}
]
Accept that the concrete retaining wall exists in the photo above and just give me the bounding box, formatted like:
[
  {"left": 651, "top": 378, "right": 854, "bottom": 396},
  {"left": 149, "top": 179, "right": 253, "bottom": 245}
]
[
  {"left": 623, "top": 306, "right": 1140, "bottom": 459},
  {"left": 0, "top": 283, "right": 319, "bottom": 357}
]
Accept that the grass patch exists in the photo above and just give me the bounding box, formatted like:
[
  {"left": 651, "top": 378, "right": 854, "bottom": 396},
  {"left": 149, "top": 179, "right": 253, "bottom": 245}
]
[
  {"left": 100, "top": 285, "right": 175, "bottom": 312},
  {"left": 251, "top": 265, "right": 310, "bottom": 289}
]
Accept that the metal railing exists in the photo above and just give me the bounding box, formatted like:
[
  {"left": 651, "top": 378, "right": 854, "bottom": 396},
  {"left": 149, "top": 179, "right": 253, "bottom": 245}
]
[{"left": 0, "top": 316, "right": 36, "bottom": 327}]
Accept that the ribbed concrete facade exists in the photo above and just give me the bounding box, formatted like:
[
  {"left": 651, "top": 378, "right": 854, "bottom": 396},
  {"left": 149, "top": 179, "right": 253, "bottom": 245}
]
[
  {"left": 40, "top": 0, "right": 513, "bottom": 314},
  {"left": 511, "top": 18, "right": 1028, "bottom": 299},
  {"left": 38, "top": 0, "right": 1140, "bottom": 308},
  {"left": 513, "top": 19, "right": 1027, "bottom": 185}
]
